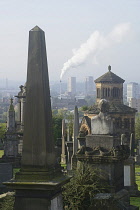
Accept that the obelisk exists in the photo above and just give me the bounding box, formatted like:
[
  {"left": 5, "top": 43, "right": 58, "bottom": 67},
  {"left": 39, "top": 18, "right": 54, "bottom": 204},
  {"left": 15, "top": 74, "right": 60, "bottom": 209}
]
[
  {"left": 61, "top": 119, "right": 66, "bottom": 165},
  {"left": 21, "top": 26, "right": 55, "bottom": 171},
  {"left": 71, "top": 106, "right": 79, "bottom": 169},
  {"left": 4, "top": 26, "right": 69, "bottom": 210},
  {"left": 73, "top": 106, "right": 79, "bottom": 155}
]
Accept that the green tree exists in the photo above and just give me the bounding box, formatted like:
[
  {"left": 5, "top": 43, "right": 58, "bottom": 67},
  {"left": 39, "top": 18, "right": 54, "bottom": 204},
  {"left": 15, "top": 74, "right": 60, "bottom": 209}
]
[
  {"left": 62, "top": 163, "right": 111, "bottom": 210},
  {"left": 52, "top": 115, "right": 62, "bottom": 144},
  {"left": 135, "top": 114, "right": 140, "bottom": 140},
  {"left": 0, "top": 123, "right": 6, "bottom": 139},
  {"left": 52, "top": 109, "right": 74, "bottom": 142},
  {"left": 80, "top": 106, "right": 89, "bottom": 111}
]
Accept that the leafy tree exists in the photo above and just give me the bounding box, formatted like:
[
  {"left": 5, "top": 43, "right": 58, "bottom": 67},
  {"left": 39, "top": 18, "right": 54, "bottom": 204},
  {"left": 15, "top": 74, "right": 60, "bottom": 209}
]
[
  {"left": 0, "top": 123, "right": 6, "bottom": 139},
  {"left": 52, "top": 109, "right": 74, "bottom": 142},
  {"left": 62, "top": 163, "right": 111, "bottom": 210},
  {"left": 0, "top": 123, "right": 6, "bottom": 148},
  {"left": 80, "top": 106, "right": 89, "bottom": 111},
  {"left": 135, "top": 114, "right": 140, "bottom": 140},
  {"left": 52, "top": 115, "right": 62, "bottom": 144}
]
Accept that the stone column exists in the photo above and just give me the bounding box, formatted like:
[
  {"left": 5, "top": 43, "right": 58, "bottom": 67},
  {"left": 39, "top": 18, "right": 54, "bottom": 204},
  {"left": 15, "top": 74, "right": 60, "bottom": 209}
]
[
  {"left": 7, "top": 98, "right": 15, "bottom": 132},
  {"left": 71, "top": 106, "right": 79, "bottom": 169},
  {"left": 61, "top": 119, "right": 66, "bottom": 165},
  {"left": 4, "top": 26, "right": 69, "bottom": 210},
  {"left": 16, "top": 97, "right": 21, "bottom": 123}
]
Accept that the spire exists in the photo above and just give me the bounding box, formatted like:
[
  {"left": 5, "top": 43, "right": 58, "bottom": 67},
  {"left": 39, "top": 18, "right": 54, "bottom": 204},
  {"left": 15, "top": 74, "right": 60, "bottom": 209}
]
[
  {"left": 7, "top": 98, "right": 15, "bottom": 132},
  {"left": 31, "top": 25, "right": 43, "bottom": 31},
  {"left": 73, "top": 106, "right": 79, "bottom": 155},
  {"left": 9, "top": 98, "right": 14, "bottom": 111},
  {"left": 21, "top": 26, "right": 55, "bottom": 170},
  {"left": 108, "top": 65, "right": 111, "bottom": 71}
]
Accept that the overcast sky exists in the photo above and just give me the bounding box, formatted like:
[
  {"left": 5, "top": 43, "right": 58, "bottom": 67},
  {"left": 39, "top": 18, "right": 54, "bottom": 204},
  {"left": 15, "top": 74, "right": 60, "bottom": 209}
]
[{"left": 0, "top": 0, "right": 140, "bottom": 83}]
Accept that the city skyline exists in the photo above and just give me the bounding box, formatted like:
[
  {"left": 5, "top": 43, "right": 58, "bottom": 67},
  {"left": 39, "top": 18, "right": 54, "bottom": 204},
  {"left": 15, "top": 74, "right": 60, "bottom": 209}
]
[{"left": 0, "top": 0, "right": 140, "bottom": 83}]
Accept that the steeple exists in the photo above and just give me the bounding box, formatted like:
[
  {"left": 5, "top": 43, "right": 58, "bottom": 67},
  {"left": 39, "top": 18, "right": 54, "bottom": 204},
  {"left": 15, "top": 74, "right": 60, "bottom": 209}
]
[{"left": 7, "top": 98, "right": 15, "bottom": 132}]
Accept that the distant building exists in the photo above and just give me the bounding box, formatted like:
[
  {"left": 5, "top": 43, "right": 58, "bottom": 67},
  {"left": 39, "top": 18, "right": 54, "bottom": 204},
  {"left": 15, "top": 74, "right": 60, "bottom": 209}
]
[
  {"left": 67, "top": 77, "right": 76, "bottom": 96},
  {"left": 129, "top": 98, "right": 140, "bottom": 113},
  {"left": 85, "top": 76, "right": 94, "bottom": 95},
  {"left": 80, "top": 66, "right": 136, "bottom": 144},
  {"left": 127, "top": 82, "right": 139, "bottom": 103}
]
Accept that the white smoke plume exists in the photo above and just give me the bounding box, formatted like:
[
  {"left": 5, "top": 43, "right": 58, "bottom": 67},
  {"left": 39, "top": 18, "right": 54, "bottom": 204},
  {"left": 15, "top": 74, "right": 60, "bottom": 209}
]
[{"left": 60, "top": 23, "right": 131, "bottom": 80}]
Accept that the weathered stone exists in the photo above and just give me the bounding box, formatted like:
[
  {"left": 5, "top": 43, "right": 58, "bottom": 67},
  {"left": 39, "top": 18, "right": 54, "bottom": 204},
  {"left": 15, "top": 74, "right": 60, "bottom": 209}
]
[
  {"left": 61, "top": 119, "right": 66, "bottom": 165},
  {"left": 0, "top": 163, "right": 13, "bottom": 193},
  {"left": 4, "top": 26, "right": 70, "bottom": 210},
  {"left": 20, "top": 26, "right": 55, "bottom": 171},
  {"left": 91, "top": 100, "right": 114, "bottom": 135}
]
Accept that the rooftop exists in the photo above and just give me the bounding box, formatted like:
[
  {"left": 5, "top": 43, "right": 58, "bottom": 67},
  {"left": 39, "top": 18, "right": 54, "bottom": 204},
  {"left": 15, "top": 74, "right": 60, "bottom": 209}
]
[{"left": 94, "top": 66, "right": 125, "bottom": 84}]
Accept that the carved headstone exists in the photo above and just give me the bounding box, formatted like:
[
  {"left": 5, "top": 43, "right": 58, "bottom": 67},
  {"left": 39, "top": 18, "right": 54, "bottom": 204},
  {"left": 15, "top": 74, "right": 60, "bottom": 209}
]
[{"left": 91, "top": 99, "right": 113, "bottom": 135}]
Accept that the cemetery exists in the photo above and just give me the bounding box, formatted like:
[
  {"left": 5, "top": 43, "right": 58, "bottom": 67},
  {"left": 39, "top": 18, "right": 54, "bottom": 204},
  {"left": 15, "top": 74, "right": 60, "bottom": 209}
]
[{"left": 0, "top": 26, "right": 140, "bottom": 209}]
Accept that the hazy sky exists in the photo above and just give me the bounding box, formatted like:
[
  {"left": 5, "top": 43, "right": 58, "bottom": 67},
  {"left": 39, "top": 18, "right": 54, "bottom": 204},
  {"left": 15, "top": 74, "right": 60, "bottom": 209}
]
[{"left": 0, "top": 0, "right": 140, "bottom": 83}]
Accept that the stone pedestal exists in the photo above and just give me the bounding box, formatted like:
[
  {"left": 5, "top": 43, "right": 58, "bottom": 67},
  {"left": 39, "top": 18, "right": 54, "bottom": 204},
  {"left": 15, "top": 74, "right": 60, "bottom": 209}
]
[
  {"left": 65, "top": 141, "right": 73, "bottom": 171},
  {"left": 124, "top": 156, "right": 138, "bottom": 196},
  {"left": 0, "top": 163, "right": 13, "bottom": 193},
  {"left": 5, "top": 176, "right": 68, "bottom": 210},
  {"left": 86, "top": 134, "right": 120, "bottom": 150},
  {"left": 77, "top": 155, "right": 124, "bottom": 193}
]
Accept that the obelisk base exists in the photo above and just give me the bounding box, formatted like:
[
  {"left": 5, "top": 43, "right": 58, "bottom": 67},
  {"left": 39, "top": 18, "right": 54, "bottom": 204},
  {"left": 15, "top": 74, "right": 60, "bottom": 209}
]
[{"left": 5, "top": 175, "right": 70, "bottom": 210}]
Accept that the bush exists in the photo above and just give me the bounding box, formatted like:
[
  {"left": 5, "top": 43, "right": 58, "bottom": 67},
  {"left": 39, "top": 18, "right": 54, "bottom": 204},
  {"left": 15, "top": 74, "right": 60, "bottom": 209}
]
[
  {"left": 0, "top": 194, "right": 14, "bottom": 210},
  {"left": 62, "top": 163, "right": 110, "bottom": 209}
]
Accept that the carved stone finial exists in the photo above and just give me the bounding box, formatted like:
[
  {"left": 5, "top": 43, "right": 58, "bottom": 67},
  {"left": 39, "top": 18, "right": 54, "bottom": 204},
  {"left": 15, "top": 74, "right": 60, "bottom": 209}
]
[
  {"left": 19, "top": 85, "right": 23, "bottom": 91},
  {"left": 98, "top": 99, "right": 109, "bottom": 113},
  {"left": 108, "top": 65, "right": 111, "bottom": 71},
  {"left": 10, "top": 98, "right": 13, "bottom": 105}
]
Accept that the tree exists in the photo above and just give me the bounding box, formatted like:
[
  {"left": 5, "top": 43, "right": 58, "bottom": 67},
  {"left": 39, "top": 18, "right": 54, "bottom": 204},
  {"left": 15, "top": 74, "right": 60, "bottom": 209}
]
[
  {"left": 62, "top": 163, "right": 111, "bottom": 210},
  {"left": 52, "top": 115, "right": 62, "bottom": 144},
  {"left": 52, "top": 109, "right": 74, "bottom": 143},
  {"left": 0, "top": 123, "right": 6, "bottom": 139},
  {"left": 135, "top": 114, "right": 140, "bottom": 140}
]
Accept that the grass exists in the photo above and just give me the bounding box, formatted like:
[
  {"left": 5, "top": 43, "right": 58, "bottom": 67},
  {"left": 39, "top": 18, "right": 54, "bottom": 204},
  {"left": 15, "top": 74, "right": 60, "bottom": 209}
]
[
  {"left": 130, "top": 165, "right": 140, "bottom": 208},
  {"left": 0, "top": 150, "right": 4, "bottom": 158},
  {"left": 130, "top": 197, "right": 140, "bottom": 208},
  {"left": 135, "top": 165, "right": 140, "bottom": 191}
]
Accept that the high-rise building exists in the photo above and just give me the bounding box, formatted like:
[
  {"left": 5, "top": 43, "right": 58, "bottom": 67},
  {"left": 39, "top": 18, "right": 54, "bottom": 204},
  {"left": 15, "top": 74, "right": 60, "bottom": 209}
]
[
  {"left": 127, "top": 82, "right": 139, "bottom": 102},
  {"left": 85, "top": 76, "right": 94, "bottom": 95},
  {"left": 129, "top": 98, "right": 140, "bottom": 113},
  {"left": 67, "top": 77, "right": 76, "bottom": 95}
]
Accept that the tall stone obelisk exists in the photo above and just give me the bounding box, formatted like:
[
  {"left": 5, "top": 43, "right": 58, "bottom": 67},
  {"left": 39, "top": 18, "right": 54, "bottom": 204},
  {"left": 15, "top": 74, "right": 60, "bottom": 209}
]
[
  {"left": 4, "top": 26, "right": 69, "bottom": 210},
  {"left": 71, "top": 106, "right": 79, "bottom": 169},
  {"left": 61, "top": 119, "right": 66, "bottom": 165},
  {"left": 21, "top": 26, "right": 55, "bottom": 171}
]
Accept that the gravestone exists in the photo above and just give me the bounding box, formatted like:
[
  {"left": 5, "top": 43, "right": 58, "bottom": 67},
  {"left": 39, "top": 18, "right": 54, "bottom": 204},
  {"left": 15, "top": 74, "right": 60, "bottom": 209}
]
[{"left": 0, "top": 163, "right": 13, "bottom": 193}]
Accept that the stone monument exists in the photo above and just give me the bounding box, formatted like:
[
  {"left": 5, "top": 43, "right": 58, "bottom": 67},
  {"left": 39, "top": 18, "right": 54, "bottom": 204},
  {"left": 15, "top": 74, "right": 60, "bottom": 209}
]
[
  {"left": 4, "top": 26, "right": 69, "bottom": 210},
  {"left": 91, "top": 99, "right": 114, "bottom": 135},
  {"left": 71, "top": 106, "right": 79, "bottom": 169},
  {"left": 2, "top": 98, "right": 18, "bottom": 159},
  {"left": 76, "top": 99, "right": 138, "bottom": 209},
  {"left": 61, "top": 119, "right": 66, "bottom": 165}
]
